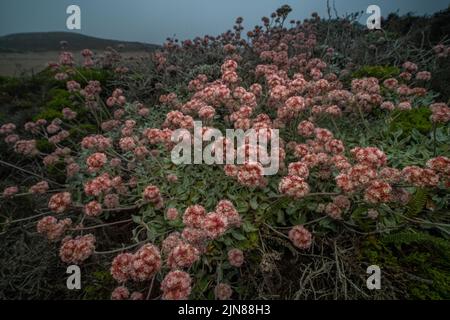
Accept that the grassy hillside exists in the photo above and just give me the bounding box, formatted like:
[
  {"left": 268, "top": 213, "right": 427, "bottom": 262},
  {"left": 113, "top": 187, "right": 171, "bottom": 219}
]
[{"left": 0, "top": 32, "right": 159, "bottom": 53}]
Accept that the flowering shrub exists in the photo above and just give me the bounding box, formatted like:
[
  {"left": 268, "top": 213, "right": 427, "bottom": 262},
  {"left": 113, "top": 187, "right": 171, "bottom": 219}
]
[{"left": 1, "top": 5, "right": 450, "bottom": 300}]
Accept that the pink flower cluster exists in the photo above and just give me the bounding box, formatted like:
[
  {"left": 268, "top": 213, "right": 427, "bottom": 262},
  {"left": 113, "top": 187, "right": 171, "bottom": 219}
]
[
  {"left": 142, "top": 185, "right": 164, "bottom": 209},
  {"left": 59, "top": 234, "right": 96, "bottom": 264},
  {"left": 111, "top": 244, "right": 162, "bottom": 282},
  {"left": 288, "top": 225, "right": 312, "bottom": 249},
  {"left": 48, "top": 192, "right": 72, "bottom": 213},
  {"left": 37, "top": 216, "right": 72, "bottom": 241}
]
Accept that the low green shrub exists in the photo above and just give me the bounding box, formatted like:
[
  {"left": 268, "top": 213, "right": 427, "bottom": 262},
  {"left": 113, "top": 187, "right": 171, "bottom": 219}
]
[
  {"left": 352, "top": 65, "right": 400, "bottom": 80},
  {"left": 389, "top": 107, "right": 433, "bottom": 136}
]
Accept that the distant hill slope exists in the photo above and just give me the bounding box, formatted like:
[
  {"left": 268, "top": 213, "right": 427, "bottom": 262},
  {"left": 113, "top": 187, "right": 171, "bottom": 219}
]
[{"left": 0, "top": 32, "right": 159, "bottom": 52}]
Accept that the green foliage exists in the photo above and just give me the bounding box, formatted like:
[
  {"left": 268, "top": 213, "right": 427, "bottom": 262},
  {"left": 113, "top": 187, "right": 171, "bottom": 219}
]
[
  {"left": 36, "top": 139, "right": 55, "bottom": 153},
  {"left": 383, "top": 231, "right": 450, "bottom": 259},
  {"left": 33, "top": 108, "right": 63, "bottom": 121},
  {"left": 82, "top": 271, "right": 116, "bottom": 300},
  {"left": 46, "top": 161, "right": 67, "bottom": 183},
  {"left": 44, "top": 89, "right": 73, "bottom": 110},
  {"left": 72, "top": 68, "right": 113, "bottom": 86},
  {"left": 389, "top": 107, "right": 433, "bottom": 137},
  {"left": 69, "top": 124, "right": 98, "bottom": 140},
  {"left": 406, "top": 188, "right": 428, "bottom": 216},
  {"left": 352, "top": 65, "right": 400, "bottom": 80},
  {"left": 360, "top": 231, "right": 450, "bottom": 299}
]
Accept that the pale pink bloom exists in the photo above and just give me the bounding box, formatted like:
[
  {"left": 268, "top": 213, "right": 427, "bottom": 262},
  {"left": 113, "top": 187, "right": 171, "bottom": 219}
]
[
  {"left": 37, "top": 216, "right": 72, "bottom": 241},
  {"left": 288, "top": 225, "right": 312, "bottom": 249},
  {"left": 29, "top": 181, "right": 49, "bottom": 194},
  {"left": 130, "top": 244, "right": 162, "bottom": 281},
  {"left": 84, "top": 200, "right": 102, "bottom": 217},
  {"left": 279, "top": 175, "right": 310, "bottom": 198},
  {"left": 59, "top": 234, "right": 96, "bottom": 264},
  {"left": 48, "top": 192, "right": 72, "bottom": 213},
  {"left": 203, "top": 212, "right": 228, "bottom": 239},
  {"left": 227, "top": 248, "right": 244, "bottom": 267},
  {"left": 215, "top": 283, "right": 233, "bottom": 300},
  {"left": 161, "top": 270, "right": 192, "bottom": 300},
  {"left": 167, "top": 242, "right": 200, "bottom": 269},
  {"left": 3, "top": 186, "right": 18, "bottom": 198},
  {"left": 111, "top": 253, "right": 134, "bottom": 283},
  {"left": 166, "top": 208, "right": 179, "bottom": 221},
  {"left": 111, "top": 286, "right": 129, "bottom": 300}
]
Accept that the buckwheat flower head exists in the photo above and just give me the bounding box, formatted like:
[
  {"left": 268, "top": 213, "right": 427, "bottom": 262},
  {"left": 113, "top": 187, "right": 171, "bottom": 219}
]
[
  {"left": 130, "top": 291, "right": 144, "bottom": 300},
  {"left": 183, "top": 205, "right": 206, "bottom": 228},
  {"left": 3, "top": 186, "right": 19, "bottom": 198},
  {"left": 104, "top": 193, "right": 120, "bottom": 209},
  {"left": 167, "top": 242, "right": 200, "bottom": 269},
  {"left": 29, "top": 181, "right": 49, "bottom": 194},
  {"left": 161, "top": 270, "right": 192, "bottom": 300},
  {"left": 288, "top": 162, "right": 309, "bottom": 178},
  {"left": 325, "top": 202, "right": 342, "bottom": 220},
  {"left": 430, "top": 103, "right": 450, "bottom": 124},
  {"left": 364, "top": 180, "right": 392, "bottom": 204},
  {"left": 111, "top": 253, "right": 134, "bottom": 283},
  {"left": 166, "top": 208, "right": 179, "bottom": 221},
  {"left": 237, "top": 163, "right": 267, "bottom": 188},
  {"left": 215, "top": 200, "right": 241, "bottom": 227},
  {"left": 111, "top": 286, "right": 129, "bottom": 300},
  {"left": 288, "top": 225, "right": 312, "bottom": 249},
  {"left": 332, "top": 195, "right": 351, "bottom": 211},
  {"left": 84, "top": 200, "right": 102, "bottom": 217},
  {"left": 228, "top": 248, "right": 244, "bottom": 267},
  {"left": 203, "top": 212, "right": 228, "bottom": 239},
  {"left": 162, "top": 232, "right": 183, "bottom": 255},
  {"left": 426, "top": 156, "right": 450, "bottom": 176},
  {"left": 130, "top": 244, "right": 162, "bottom": 281},
  {"left": 181, "top": 227, "right": 208, "bottom": 247},
  {"left": 351, "top": 147, "right": 387, "bottom": 168},
  {"left": 166, "top": 174, "right": 178, "bottom": 183},
  {"left": 59, "top": 234, "right": 96, "bottom": 264},
  {"left": 143, "top": 185, "right": 163, "bottom": 207},
  {"left": 37, "top": 216, "right": 72, "bottom": 241},
  {"left": 86, "top": 152, "right": 107, "bottom": 172},
  {"left": 215, "top": 283, "right": 233, "bottom": 300},
  {"left": 367, "top": 209, "right": 379, "bottom": 220},
  {"left": 279, "top": 175, "right": 310, "bottom": 198},
  {"left": 379, "top": 167, "right": 402, "bottom": 183},
  {"left": 48, "top": 192, "right": 72, "bottom": 213}
]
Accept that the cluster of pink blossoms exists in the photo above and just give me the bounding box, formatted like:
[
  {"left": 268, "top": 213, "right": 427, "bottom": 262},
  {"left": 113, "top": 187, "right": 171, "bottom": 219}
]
[
  {"left": 110, "top": 244, "right": 161, "bottom": 283},
  {"left": 279, "top": 175, "right": 310, "bottom": 199},
  {"left": 288, "top": 225, "right": 313, "bottom": 249},
  {"left": 430, "top": 103, "right": 450, "bottom": 124},
  {"left": 59, "top": 234, "right": 96, "bottom": 264},
  {"left": 2, "top": 186, "right": 19, "bottom": 198},
  {"left": 86, "top": 152, "right": 108, "bottom": 172},
  {"left": 48, "top": 192, "right": 72, "bottom": 213},
  {"left": 108, "top": 199, "right": 242, "bottom": 299},
  {"left": 37, "top": 216, "right": 72, "bottom": 241},
  {"left": 106, "top": 88, "right": 126, "bottom": 108},
  {"left": 142, "top": 185, "right": 164, "bottom": 209},
  {"left": 29, "top": 181, "right": 49, "bottom": 194}
]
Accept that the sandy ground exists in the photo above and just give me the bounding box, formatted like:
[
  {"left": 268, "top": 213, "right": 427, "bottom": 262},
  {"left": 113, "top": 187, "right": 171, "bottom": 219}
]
[{"left": 0, "top": 51, "right": 150, "bottom": 77}]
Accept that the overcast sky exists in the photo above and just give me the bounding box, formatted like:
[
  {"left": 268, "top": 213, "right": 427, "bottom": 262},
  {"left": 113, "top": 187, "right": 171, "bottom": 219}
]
[{"left": 0, "top": 0, "right": 449, "bottom": 44}]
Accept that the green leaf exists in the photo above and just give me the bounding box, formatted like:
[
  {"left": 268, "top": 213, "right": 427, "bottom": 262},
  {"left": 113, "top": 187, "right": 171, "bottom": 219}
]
[
  {"left": 242, "top": 221, "right": 258, "bottom": 233},
  {"left": 250, "top": 197, "right": 258, "bottom": 210},
  {"left": 132, "top": 215, "right": 141, "bottom": 224},
  {"left": 231, "top": 230, "right": 247, "bottom": 241}
]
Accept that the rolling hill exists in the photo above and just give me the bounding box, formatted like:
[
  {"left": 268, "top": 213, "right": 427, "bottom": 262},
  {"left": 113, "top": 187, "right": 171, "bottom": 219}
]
[{"left": 0, "top": 32, "right": 159, "bottom": 53}]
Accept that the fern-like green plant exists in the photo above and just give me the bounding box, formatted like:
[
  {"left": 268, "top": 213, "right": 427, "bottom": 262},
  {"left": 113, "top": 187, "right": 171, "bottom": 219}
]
[
  {"left": 406, "top": 188, "right": 428, "bottom": 216},
  {"left": 383, "top": 231, "right": 450, "bottom": 260}
]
